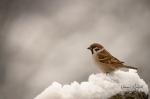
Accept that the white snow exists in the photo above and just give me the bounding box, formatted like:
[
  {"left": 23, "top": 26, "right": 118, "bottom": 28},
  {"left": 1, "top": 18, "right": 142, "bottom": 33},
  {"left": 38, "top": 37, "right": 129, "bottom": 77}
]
[{"left": 34, "top": 69, "right": 148, "bottom": 99}]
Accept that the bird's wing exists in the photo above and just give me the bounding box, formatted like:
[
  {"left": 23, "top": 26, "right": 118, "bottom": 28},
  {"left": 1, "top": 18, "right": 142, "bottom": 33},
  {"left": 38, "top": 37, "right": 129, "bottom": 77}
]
[{"left": 97, "top": 50, "right": 124, "bottom": 64}]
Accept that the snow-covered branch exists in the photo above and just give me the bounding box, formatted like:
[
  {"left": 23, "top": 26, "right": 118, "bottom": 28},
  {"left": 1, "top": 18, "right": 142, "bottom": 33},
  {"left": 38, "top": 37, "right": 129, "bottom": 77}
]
[{"left": 34, "top": 70, "right": 149, "bottom": 99}]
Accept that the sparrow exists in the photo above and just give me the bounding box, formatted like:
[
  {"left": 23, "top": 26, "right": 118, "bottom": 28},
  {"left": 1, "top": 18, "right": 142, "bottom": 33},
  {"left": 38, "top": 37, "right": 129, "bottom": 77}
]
[{"left": 87, "top": 43, "right": 137, "bottom": 73}]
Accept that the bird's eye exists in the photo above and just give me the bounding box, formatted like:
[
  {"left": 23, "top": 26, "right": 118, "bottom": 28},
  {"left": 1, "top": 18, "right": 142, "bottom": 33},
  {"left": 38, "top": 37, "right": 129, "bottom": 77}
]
[{"left": 94, "top": 48, "right": 100, "bottom": 51}]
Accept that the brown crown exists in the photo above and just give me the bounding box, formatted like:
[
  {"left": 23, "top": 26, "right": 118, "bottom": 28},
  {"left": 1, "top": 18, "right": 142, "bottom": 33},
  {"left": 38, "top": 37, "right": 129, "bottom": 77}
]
[{"left": 88, "top": 43, "right": 103, "bottom": 50}]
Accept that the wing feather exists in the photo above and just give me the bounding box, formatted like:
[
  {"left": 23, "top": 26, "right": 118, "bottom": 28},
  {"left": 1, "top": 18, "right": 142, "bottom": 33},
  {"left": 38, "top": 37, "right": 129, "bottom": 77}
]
[{"left": 97, "top": 50, "right": 124, "bottom": 64}]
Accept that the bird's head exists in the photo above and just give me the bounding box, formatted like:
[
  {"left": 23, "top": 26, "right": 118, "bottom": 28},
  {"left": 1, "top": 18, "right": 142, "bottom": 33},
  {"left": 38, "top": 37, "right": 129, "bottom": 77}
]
[{"left": 87, "top": 43, "right": 104, "bottom": 54}]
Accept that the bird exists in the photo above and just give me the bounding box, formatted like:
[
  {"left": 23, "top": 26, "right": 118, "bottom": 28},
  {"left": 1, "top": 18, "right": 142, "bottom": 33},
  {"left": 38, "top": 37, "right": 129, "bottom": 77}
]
[{"left": 87, "top": 43, "right": 137, "bottom": 73}]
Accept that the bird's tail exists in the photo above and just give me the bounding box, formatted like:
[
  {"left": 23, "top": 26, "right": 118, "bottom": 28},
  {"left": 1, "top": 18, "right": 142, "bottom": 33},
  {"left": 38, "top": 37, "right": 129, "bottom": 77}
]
[{"left": 122, "top": 65, "right": 138, "bottom": 70}]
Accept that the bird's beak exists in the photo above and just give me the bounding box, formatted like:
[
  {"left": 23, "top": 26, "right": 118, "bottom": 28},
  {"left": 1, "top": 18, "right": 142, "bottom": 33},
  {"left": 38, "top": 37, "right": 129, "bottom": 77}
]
[
  {"left": 87, "top": 47, "right": 91, "bottom": 50},
  {"left": 87, "top": 47, "right": 93, "bottom": 54}
]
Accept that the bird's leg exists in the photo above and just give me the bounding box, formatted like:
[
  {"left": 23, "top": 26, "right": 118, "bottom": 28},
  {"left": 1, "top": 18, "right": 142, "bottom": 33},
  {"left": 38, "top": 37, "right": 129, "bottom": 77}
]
[{"left": 106, "top": 72, "right": 110, "bottom": 76}]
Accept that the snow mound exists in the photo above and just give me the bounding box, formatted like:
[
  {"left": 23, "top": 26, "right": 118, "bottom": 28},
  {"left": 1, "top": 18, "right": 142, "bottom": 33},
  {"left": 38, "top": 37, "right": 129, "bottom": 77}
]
[{"left": 34, "top": 69, "right": 148, "bottom": 99}]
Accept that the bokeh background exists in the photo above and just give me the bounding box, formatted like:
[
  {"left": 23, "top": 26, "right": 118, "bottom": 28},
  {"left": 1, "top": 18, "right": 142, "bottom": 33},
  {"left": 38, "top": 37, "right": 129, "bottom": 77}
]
[{"left": 0, "top": 0, "right": 150, "bottom": 99}]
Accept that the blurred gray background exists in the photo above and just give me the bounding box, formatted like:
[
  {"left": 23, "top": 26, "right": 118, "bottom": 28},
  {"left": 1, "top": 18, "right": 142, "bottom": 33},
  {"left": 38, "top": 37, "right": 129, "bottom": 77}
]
[{"left": 0, "top": 0, "right": 150, "bottom": 99}]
